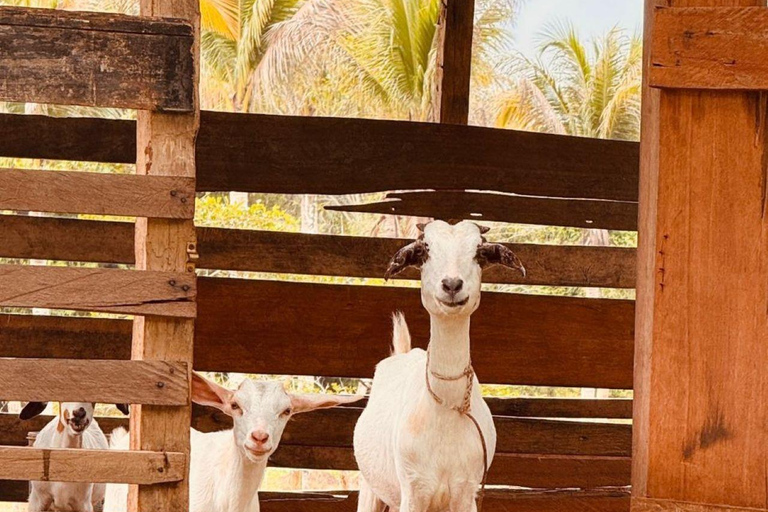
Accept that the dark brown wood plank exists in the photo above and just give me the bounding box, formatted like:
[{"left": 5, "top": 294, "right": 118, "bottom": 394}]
[
  {"left": 0, "top": 265, "right": 195, "bottom": 317},
  {"left": 195, "top": 278, "right": 634, "bottom": 388},
  {"left": 196, "top": 112, "right": 639, "bottom": 201},
  {"left": 0, "top": 216, "right": 637, "bottom": 288},
  {"left": 0, "top": 7, "right": 193, "bottom": 110},
  {"left": 0, "top": 112, "right": 639, "bottom": 201},
  {"left": 0, "top": 277, "right": 634, "bottom": 388},
  {"left": 651, "top": 7, "right": 768, "bottom": 90},
  {"left": 0, "top": 113, "right": 135, "bottom": 163},
  {"left": 0, "top": 168, "right": 194, "bottom": 218},
  {"left": 0, "top": 359, "right": 188, "bottom": 404},
  {"left": 487, "top": 397, "right": 633, "bottom": 419},
  {"left": 432, "top": 0, "right": 475, "bottom": 124},
  {"left": 0, "top": 446, "right": 184, "bottom": 484},
  {"left": 327, "top": 190, "right": 639, "bottom": 231}
]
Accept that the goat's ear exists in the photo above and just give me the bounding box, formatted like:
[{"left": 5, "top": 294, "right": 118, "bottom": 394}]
[
  {"left": 474, "top": 223, "right": 491, "bottom": 235},
  {"left": 476, "top": 243, "right": 526, "bottom": 277},
  {"left": 19, "top": 402, "right": 47, "bottom": 421},
  {"left": 289, "top": 393, "right": 364, "bottom": 415},
  {"left": 385, "top": 240, "right": 428, "bottom": 280},
  {"left": 191, "top": 372, "right": 234, "bottom": 413},
  {"left": 115, "top": 404, "right": 130, "bottom": 416}
]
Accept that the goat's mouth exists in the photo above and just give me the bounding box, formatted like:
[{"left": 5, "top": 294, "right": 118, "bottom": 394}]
[
  {"left": 68, "top": 421, "right": 90, "bottom": 434},
  {"left": 244, "top": 445, "right": 271, "bottom": 458},
  {"left": 439, "top": 296, "right": 469, "bottom": 308}
]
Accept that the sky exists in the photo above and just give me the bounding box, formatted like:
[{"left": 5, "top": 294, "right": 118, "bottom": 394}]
[{"left": 512, "top": 0, "right": 644, "bottom": 57}]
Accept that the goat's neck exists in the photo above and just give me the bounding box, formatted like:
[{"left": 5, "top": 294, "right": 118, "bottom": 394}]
[
  {"left": 426, "top": 313, "right": 472, "bottom": 408},
  {"left": 218, "top": 432, "right": 267, "bottom": 511}
]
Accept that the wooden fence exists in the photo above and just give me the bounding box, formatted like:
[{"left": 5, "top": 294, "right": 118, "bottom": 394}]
[{"left": 0, "top": 0, "right": 638, "bottom": 510}]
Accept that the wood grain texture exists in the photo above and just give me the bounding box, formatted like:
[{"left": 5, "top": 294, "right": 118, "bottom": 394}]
[
  {"left": 0, "top": 7, "right": 193, "bottom": 110},
  {"left": 0, "top": 446, "right": 184, "bottom": 484},
  {"left": 0, "top": 265, "right": 195, "bottom": 317},
  {"left": 0, "top": 112, "right": 639, "bottom": 201},
  {"left": 196, "top": 112, "right": 640, "bottom": 201},
  {"left": 0, "top": 359, "right": 188, "bottom": 404},
  {"left": 634, "top": 0, "right": 768, "bottom": 509},
  {"left": 0, "top": 168, "right": 194, "bottom": 218},
  {"left": 328, "top": 190, "right": 639, "bottom": 231},
  {"left": 633, "top": 498, "right": 768, "bottom": 512},
  {"left": 0, "top": 485, "right": 631, "bottom": 511},
  {"left": 432, "top": 0, "right": 475, "bottom": 124},
  {"left": 195, "top": 278, "right": 635, "bottom": 388},
  {"left": 0, "top": 216, "right": 637, "bottom": 288},
  {"left": 651, "top": 7, "right": 768, "bottom": 90}
]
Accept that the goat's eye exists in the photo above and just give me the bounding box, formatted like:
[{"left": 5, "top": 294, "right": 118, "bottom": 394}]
[
  {"left": 281, "top": 408, "right": 292, "bottom": 417},
  {"left": 230, "top": 402, "right": 240, "bottom": 411}
]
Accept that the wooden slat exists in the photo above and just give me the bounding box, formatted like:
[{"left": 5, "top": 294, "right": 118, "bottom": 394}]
[
  {"left": 0, "top": 113, "right": 135, "bottom": 163},
  {"left": 0, "top": 216, "right": 638, "bottom": 289},
  {"left": 0, "top": 168, "right": 194, "bottom": 218},
  {"left": 196, "top": 112, "right": 639, "bottom": 201},
  {"left": 632, "top": 497, "right": 767, "bottom": 512},
  {"left": 0, "top": 112, "right": 639, "bottom": 201},
  {"left": 328, "top": 190, "right": 639, "bottom": 231},
  {"left": 0, "top": 446, "right": 184, "bottom": 484},
  {"left": 0, "top": 265, "right": 195, "bottom": 317},
  {"left": 0, "top": 359, "right": 188, "bottom": 404},
  {"left": 0, "top": 7, "right": 193, "bottom": 110},
  {"left": 0, "top": 277, "right": 635, "bottom": 388},
  {"left": 650, "top": 7, "right": 768, "bottom": 90},
  {"left": 195, "top": 278, "right": 635, "bottom": 388},
  {"left": 487, "top": 397, "right": 633, "bottom": 419},
  {"left": 432, "top": 0, "right": 474, "bottom": 124}
]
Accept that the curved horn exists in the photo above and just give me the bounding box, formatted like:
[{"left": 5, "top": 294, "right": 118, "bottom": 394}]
[
  {"left": 385, "top": 240, "right": 428, "bottom": 280},
  {"left": 476, "top": 243, "right": 526, "bottom": 277}
]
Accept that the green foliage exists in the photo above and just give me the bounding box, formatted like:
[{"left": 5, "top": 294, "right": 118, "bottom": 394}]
[{"left": 195, "top": 194, "right": 300, "bottom": 231}]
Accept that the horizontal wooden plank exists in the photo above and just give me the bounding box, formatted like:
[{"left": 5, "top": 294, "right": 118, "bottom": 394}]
[
  {"left": 328, "top": 191, "right": 638, "bottom": 231},
  {"left": 0, "top": 216, "right": 637, "bottom": 288},
  {"left": 486, "top": 397, "right": 633, "bottom": 419},
  {"left": 0, "top": 112, "right": 639, "bottom": 200},
  {"left": 0, "top": 359, "right": 188, "bottom": 405},
  {"left": 197, "top": 112, "right": 639, "bottom": 201},
  {"left": 0, "top": 168, "right": 194, "bottom": 218},
  {"left": 0, "top": 277, "right": 634, "bottom": 388},
  {"left": 0, "top": 7, "right": 193, "bottom": 110},
  {"left": 195, "top": 278, "right": 635, "bottom": 388},
  {"left": 0, "top": 113, "right": 135, "bottom": 163},
  {"left": 0, "top": 446, "right": 184, "bottom": 484},
  {"left": 269, "top": 446, "right": 631, "bottom": 488},
  {"left": 631, "top": 497, "right": 764, "bottom": 512},
  {"left": 651, "top": 7, "right": 768, "bottom": 90},
  {"left": 0, "top": 485, "right": 631, "bottom": 511},
  {"left": 0, "top": 265, "right": 195, "bottom": 317}
]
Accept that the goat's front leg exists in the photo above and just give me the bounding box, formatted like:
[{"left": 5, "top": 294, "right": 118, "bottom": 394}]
[
  {"left": 356, "top": 478, "right": 388, "bottom": 512},
  {"left": 448, "top": 484, "right": 479, "bottom": 512},
  {"left": 399, "top": 490, "right": 430, "bottom": 512},
  {"left": 28, "top": 486, "right": 52, "bottom": 512}
]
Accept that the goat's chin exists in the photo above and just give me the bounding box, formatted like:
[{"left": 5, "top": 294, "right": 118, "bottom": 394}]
[{"left": 242, "top": 445, "right": 272, "bottom": 463}]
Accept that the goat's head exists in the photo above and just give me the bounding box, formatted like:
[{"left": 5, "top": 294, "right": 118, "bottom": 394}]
[
  {"left": 19, "top": 402, "right": 128, "bottom": 435},
  {"left": 192, "top": 372, "right": 362, "bottom": 463},
  {"left": 386, "top": 220, "right": 525, "bottom": 317}
]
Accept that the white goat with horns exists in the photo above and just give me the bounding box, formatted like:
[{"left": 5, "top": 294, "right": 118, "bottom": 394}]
[{"left": 354, "top": 220, "right": 526, "bottom": 512}]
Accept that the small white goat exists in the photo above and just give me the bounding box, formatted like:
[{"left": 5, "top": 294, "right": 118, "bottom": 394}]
[
  {"left": 354, "top": 220, "right": 525, "bottom": 512},
  {"left": 20, "top": 401, "right": 129, "bottom": 512},
  {"left": 104, "top": 372, "right": 362, "bottom": 512}
]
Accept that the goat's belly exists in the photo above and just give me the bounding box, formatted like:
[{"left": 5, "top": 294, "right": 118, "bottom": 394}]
[{"left": 354, "top": 403, "right": 402, "bottom": 507}]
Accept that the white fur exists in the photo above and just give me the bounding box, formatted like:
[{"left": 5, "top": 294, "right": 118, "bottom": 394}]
[
  {"left": 104, "top": 375, "right": 362, "bottom": 512},
  {"left": 28, "top": 403, "right": 108, "bottom": 512},
  {"left": 354, "top": 221, "right": 498, "bottom": 512}
]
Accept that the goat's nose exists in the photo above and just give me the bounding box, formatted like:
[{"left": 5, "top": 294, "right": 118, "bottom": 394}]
[
  {"left": 441, "top": 277, "right": 464, "bottom": 294},
  {"left": 251, "top": 430, "right": 270, "bottom": 444},
  {"left": 73, "top": 408, "right": 86, "bottom": 420}
]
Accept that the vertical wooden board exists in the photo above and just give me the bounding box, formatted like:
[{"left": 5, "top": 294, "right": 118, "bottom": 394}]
[
  {"left": 130, "top": 1, "right": 199, "bottom": 512},
  {"left": 432, "top": 0, "right": 475, "bottom": 124},
  {"left": 635, "top": 1, "right": 768, "bottom": 510}
]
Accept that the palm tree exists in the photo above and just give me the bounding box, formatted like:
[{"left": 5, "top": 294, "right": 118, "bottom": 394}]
[{"left": 493, "top": 23, "right": 641, "bottom": 140}]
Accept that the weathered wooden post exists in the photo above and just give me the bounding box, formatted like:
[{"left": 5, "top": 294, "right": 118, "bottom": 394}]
[{"left": 635, "top": 0, "right": 768, "bottom": 510}]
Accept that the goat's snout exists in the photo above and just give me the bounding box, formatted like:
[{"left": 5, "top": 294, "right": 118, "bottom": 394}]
[
  {"left": 441, "top": 277, "right": 464, "bottom": 296},
  {"left": 72, "top": 407, "right": 87, "bottom": 420},
  {"left": 250, "top": 430, "right": 270, "bottom": 445}
]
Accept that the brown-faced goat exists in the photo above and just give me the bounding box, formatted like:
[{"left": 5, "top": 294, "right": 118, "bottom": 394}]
[
  {"left": 104, "top": 372, "right": 362, "bottom": 512},
  {"left": 21, "top": 401, "right": 129, "bottom": 512},
  {"left": 353, "top": 220, "right": 525, "bottom": 512}
]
